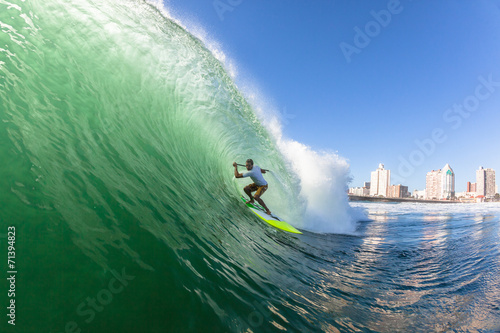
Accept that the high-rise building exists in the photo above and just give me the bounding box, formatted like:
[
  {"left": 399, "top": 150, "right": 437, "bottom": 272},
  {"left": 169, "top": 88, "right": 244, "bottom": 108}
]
[
  {"left": 441, "top": 164, "right": 455, "bottom": 199},
  {"left": 466, "top": 182, "right": 477, "bottom": 193},
  {"left": 370, "top": 163, "right": 390, "bottom": 197},
  {"left": 476, "top": 167, "right": 496, "bottom": 198},
  {"left": 388, "top": 184, "right": 409, "bottom": 198},
  {"left": 426, "top": 170, "right": 442, "bottom": 199},
  {"left": 426, "top": 164, "right": 455, "bottom": 199}
]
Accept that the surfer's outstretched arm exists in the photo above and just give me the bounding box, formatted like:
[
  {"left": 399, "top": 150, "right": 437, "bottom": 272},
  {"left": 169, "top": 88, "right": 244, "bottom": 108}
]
[{"left": 233, "top": 162, "right": 243, "bottom": 178}]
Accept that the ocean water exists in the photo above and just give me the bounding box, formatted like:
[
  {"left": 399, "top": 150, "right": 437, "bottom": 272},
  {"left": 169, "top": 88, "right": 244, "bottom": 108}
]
[{"left": 1, "top": 0, "right": 500, "bottom": 332}]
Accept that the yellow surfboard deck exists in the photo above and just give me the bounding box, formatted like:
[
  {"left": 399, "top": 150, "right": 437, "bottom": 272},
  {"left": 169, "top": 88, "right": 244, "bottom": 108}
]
[{"left": 240, "top": 196, "right": 302, "bottom": 234}]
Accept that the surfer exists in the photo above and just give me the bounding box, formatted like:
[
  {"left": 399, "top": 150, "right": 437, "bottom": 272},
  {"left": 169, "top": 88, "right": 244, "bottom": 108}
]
[{"left": 233, "top": 159, "right": 271, "bottom": 215}]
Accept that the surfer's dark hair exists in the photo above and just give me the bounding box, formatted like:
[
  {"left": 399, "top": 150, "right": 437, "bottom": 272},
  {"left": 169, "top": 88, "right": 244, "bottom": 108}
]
[{"left": 246, "top": 159, "right": 254, "bottom": 165}]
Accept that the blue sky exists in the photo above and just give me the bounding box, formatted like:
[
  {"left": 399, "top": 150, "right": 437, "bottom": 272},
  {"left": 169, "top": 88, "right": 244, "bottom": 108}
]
[{"left": 166, "top": 0, "right": 500, "bottom": 192}]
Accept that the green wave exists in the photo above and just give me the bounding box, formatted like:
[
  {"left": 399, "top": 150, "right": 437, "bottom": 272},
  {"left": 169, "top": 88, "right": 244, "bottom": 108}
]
[
  {"left": 0, "top": 0, "right": 362, "bottom": 331},
  {"left": 0, "top": 0, "right": 314, "bottom": 331},
  {"left": 0, "top": 0, "right": 300, "bottom": 245}
]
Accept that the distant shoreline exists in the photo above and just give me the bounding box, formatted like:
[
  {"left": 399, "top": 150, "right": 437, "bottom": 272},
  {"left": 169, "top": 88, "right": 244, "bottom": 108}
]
[{"left": 348, "top": 194, "right": 460, "bottom": 204}]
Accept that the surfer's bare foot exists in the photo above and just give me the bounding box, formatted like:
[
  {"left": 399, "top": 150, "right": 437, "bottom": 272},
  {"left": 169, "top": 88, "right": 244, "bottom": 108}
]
[
  {"left": 266, "top": 210, "right": 271, "bottom": 215},
  {"left": 246, "top": 199, "right": 254, "bottom": 204}
]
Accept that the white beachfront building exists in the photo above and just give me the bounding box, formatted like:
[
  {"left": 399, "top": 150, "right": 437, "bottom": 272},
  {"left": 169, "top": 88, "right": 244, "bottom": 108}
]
[
  {"left": 370, "top": 163, "right": 390, "bottom": 197},
  {"left": 426, "top": 164, "right": 455, "bottom": 199}
]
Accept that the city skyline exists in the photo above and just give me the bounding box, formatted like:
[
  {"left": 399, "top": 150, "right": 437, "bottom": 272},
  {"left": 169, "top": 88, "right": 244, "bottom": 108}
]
[
  {"left": 353, "top": 161, "right": 498, "bottom": 193},
  {"left": 351, "top": 163, "right": 497, "bottom": 199}
]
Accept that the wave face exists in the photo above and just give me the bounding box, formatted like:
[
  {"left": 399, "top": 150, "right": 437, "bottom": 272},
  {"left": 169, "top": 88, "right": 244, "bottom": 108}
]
[{"left": 0, "top": 0, "right": 355, "bottom": 331}]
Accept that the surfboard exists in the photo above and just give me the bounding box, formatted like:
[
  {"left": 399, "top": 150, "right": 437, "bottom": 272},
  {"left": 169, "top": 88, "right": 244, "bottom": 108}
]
[{"left": 240, "top": 196, "right": 302, "bottom": 234}]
